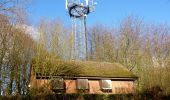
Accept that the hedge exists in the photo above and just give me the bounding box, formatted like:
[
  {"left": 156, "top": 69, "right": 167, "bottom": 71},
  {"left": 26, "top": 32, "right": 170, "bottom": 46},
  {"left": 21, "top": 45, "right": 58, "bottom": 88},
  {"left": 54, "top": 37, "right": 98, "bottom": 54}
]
[{"left": 0, "top": 93, "right": 170, "bottom": 100}]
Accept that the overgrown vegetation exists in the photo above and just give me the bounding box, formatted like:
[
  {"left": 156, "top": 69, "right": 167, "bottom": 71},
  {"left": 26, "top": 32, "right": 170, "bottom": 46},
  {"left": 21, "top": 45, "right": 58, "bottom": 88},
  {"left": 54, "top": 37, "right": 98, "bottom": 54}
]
[
  {"left": 0, "top": 0, "right": 170, "bottom": 98},
  {"left": 1, "top": 92, "right": 170, "bottom": 100}
]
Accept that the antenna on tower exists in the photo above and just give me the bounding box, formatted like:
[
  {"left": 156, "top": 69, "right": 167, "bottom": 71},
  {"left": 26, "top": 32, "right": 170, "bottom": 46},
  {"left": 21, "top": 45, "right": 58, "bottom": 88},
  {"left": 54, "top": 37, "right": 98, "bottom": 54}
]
[
  {"left": 65, "top": 0, "right": 68, "bottom": 9},
  {"left": 85, "top": 0, "right": 88, "bottom": 5},
  {"left": 65, "top": 0, "right": 96, "bottom": 60}
]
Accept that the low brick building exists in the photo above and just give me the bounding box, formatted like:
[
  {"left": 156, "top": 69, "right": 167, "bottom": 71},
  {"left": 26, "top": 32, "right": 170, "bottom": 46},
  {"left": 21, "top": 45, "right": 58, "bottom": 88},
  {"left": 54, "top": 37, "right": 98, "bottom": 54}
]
[{"left": 29, "top": 60, "right": 137, "bottom": 94}]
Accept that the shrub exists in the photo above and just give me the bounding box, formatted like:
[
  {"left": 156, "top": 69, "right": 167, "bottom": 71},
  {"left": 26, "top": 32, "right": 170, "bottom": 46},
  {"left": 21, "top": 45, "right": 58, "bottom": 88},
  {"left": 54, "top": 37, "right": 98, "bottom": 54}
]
[
  {"left": 142, "top": 85, "right": 164, "bottom": 100},
  {"left": 1, "top": 92, "right": 170, "bottom": 100}
]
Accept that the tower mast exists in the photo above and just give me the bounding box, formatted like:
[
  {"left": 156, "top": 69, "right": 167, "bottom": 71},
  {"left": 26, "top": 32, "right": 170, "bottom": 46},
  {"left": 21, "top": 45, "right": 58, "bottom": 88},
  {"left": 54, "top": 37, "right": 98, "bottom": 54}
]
[{"left": 66, "top": 0, "right": 96, "bottom": 60}]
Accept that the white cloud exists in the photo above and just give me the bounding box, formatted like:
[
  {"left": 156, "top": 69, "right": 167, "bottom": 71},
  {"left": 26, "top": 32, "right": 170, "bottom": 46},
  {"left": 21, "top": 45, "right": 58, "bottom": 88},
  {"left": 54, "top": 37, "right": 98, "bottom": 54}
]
[{"left": 16, "top": 24, "right": 40, "bottom": 40}]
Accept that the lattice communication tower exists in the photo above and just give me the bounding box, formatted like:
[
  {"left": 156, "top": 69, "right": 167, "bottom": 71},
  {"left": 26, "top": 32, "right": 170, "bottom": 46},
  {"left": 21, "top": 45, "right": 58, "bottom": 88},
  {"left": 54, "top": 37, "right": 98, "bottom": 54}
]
[{"left": 65, "top": 0, "right": 96, "bottom": 60}]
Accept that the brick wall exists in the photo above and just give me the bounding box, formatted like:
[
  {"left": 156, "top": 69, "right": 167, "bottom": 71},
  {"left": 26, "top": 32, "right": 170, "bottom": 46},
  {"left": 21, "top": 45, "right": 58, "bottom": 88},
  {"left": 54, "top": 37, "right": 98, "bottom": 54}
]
[{"left": 29, "top": 77, "right": 135, "bottom": 94}]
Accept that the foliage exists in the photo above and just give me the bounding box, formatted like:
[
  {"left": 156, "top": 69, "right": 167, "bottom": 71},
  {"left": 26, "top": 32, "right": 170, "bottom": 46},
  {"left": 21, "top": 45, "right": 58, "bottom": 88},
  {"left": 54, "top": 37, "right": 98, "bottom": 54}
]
[
  {"left": 87, "top": 16, "right": 170, "bottom": 94},
  {"left": 142, "top": 85, "right": 163, "bottom": 100},
  {"left": 28, "top": 84, "right": 53, "bottom": 96},
  {"left": 0, "top": 17, "right": 34, "bottom": 95},
  {"left": 0, "top": 93, "right": 170, "bottom": 100}
]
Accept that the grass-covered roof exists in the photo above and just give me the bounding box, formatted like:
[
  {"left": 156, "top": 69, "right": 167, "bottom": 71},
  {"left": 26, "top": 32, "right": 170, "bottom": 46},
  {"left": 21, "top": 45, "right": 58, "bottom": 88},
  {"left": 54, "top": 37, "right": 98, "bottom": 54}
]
[
  {"left": 32, "top": 60, "right": 137, "bottom": 78},
  {"left": 73, "top": 61, "right": 137, "bottom": 78}
]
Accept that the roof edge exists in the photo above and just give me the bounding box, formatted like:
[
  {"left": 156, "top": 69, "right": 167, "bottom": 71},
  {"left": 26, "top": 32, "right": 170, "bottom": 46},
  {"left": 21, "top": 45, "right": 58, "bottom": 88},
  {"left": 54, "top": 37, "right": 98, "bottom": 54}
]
[{"left": 36, "top": 75, "right": 138, "bottom": 81}]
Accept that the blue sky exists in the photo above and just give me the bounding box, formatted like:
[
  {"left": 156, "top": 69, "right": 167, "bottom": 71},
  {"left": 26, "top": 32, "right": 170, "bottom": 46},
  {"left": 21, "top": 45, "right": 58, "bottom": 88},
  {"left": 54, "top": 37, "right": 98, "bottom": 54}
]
[{"left": 29, "top": 0, "right": 170, "bottom": 26}]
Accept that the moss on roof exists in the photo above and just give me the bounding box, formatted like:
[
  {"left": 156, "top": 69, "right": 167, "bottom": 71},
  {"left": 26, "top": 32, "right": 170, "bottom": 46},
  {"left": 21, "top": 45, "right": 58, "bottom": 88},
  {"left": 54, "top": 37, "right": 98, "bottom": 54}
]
[
  {"left": 70, "top": 61, "right": 137, "bottom": 78},
  {"left": 32, "top": 60, "right": 137, "bottom": 78}
]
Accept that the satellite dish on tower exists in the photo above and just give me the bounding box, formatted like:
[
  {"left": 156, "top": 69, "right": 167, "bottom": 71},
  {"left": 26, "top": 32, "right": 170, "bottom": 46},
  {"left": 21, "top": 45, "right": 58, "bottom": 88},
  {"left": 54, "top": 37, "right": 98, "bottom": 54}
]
[{"left": 65, "top": 0, "right": 96, "bottom": 18}]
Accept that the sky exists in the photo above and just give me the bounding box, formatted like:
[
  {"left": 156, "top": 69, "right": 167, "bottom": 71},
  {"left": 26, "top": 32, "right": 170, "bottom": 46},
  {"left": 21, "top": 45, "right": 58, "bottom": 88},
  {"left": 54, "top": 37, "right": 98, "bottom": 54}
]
[{"left": 29, "top": 0, "right": 170, "bottom": 26}]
